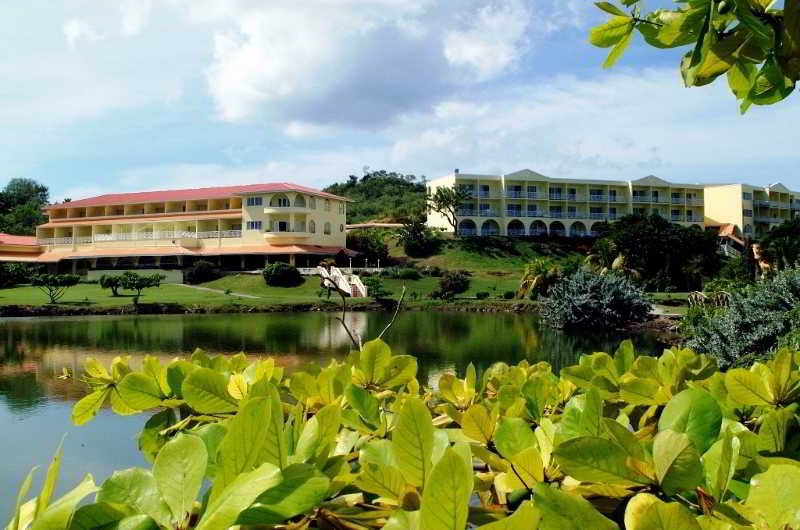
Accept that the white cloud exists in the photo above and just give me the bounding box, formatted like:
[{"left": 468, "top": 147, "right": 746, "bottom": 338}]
[
  {"left": 443, "top": 0, "right": 531, "bottom": 80},
  {"left": 121, "top": 0, "right": 152, "bottom": 36},
  {"left": 63, "top": 19, "right": 102, "bottom": 48}
]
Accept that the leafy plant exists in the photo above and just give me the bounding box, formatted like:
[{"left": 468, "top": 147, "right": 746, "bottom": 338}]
[
  {"left": 262, "top": 263, "right": 304, "bottom": 287},
  {"left": 0, "top": 262, "right": 30, "bottom": 288},
  {"left": 396, "top": 214, "right": 441, "bottom": 258},
  {"left": 184, "top": 260, "right": 221, "bottom": 285},
  {"left": 540, "top": 269, "right": 652, "bottom": 329},
  {"left": 516, "top": 259, "right": 564, "bottom": 299},
  {"left": 98, "top": 274, "right": 122, "bottom": 296},
  {"left": 8, "top": 339, "right": 800, "bottom": 529},
  {"left": 364, "top": 276, "right": 391, "bottom": 301},
  {"left": 427, "top": 184, "right": 473, "bottom": 234},
  {"left": 119, "top": 272, "right": 165, "bottom": 304},
  {"left": 30, "top": 273, "right": 80, "bottom": 304},
  {"left": 431, "top": 270, "right": 471, "bottom": 300}
]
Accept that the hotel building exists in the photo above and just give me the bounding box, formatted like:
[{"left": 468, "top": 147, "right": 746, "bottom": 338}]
[
  {"left": 21, "top": 183, "right": 353, "bottom": 272},
  {"left": 704, "top": 182, "right": 800, "bottom": 239},
  {"left": 427, "top": 170, "right": 707, "bottom": 237}
]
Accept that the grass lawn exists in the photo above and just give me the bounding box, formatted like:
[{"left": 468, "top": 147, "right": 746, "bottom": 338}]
[
  {"left": 0, "top": 283, "right": 232, "bottom": 307},
  {"left": 649, "top": 292, "right": 690, "bottom": 316}
]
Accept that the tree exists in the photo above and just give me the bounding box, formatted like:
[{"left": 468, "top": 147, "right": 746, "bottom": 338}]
[
  {"left": 0, "top": 178, "right": 50, "bottom": 235},
  {"left": 262, "top": 263, "right": 304, "bottom": 287},
  {"left": 431, "top": 270, "right": 471, "bottom": 300},
  {"left": 427, "top": 185, "right": 472, "bottom": 234},
  {"left": 119, "top": 272, "right": 164, "bottom": 304},
  {"left": 31, "top": 273, "right": 80, "bottom": 304},
  {"left": 363, "top": 276, "right": 391, "bottom": 301},
  {"left": 590, "top": 0, "right": 800, "bottom": 113},
  {"left": 346, "top": 230, "right": 390, "bottom": 263},
  {"left": 517, "top": 259, "right": 565, "bottom": 299},
  {"left": 99, "top": 274, "right": 123, "bottom": 296},
  {"left": 323, "top": 170, "right": 426, "bottom": 223},
  {"left": 395, "top": 215, "right": 441, "bottom": 257},
  {"left": 760, "top": 218, "right": 800, "bottom": 270},
  {"left": 0, "top": 263, "right": 30, "bottom": 288}
]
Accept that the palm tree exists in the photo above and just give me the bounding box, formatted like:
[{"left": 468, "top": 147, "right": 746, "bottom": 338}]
[
  {"left": 585, "top": 238, "right": 641, "bottom": 280},
  {"left": 517, "top": 259, "right": 564, "bottom": 299}
]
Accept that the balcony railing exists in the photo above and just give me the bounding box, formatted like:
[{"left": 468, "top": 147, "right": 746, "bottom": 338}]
[
  {"left": 792, "top": 203, "right": 800, "bottom": 211},
  {"left": 37, "top": 229, "right": 244, "bottom": 246},
  {"left": 505, "top": 210, "right": 523, "bottom": 217},
  {"left": 548, "top": 211, "right": 564, "bottom": 218},
  {"left": 632, "top": 196, "right": 650, "bottom": 203},
  {"left": 651, "top": 197, "right": 669, "bottom": 204},
  {"left": 671, "top": 215, "right": 684, "bottom": 222},
  {"left": 589, "top": 213, "right": 608, "bottom": 219},
  {"left": 608, "top": 195, "right": 620, "bottom": 203},
  {"left": 686, "top": 199, "right": 704, "bottom": 206},
  {"left": 549, "top": 194, "right": 565, "bottom": 201},
  {"left": 566, "top": 194, "right": 584, "bottom": 201},
  {"left": 527, "top": 192, "right": 544, "bottom": 200},
  {"left": 507, "top": 229, "right": 526, "bottom": 236},
  {"left": 505, "top": 191, "right": 523, "bottom": 198},
  {"left": 686, "top": 216, "right": 704, "bottom": 223},
  {"left": 457, "top": 210, "right": 476, "bottom": 217},
  {"left": 589, "top": 195, "right": 607, "bottom": 202},
  {"left": 753, "top": 200, "right": 773, "bottom": 208},
  {"left": 479, "top": 210, "right": 500, "bottom": 217},
  {"left": 459, "top": 228, "right": 478, "bottom": 236},
  {"left": 777, "top": 202, "right": 790, "bottom": 209},
  {"left": 671, "top": 198, "right": 684, "bottom": 204}
]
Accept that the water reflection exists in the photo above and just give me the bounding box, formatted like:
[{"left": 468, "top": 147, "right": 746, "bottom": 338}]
[{"left": 0, "top": 311, "right": 665, "bottom": 518}]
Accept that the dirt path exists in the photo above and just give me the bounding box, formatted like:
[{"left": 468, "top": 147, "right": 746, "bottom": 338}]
[{"left": 175, "top": 284, "right": 261, "bottom": 299}]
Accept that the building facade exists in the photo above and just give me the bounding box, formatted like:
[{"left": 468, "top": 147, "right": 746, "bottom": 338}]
[
  {"left": 427, "top": 170, "right": 707, "bottom": 237},
  {"left": 705, "top": 182, "right": 800, "bottom": 239},
  {"left": 29, "top": 183, "right": 352, "bottom": 271}
]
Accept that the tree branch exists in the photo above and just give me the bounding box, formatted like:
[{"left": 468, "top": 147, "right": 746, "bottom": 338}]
[{"left": 378, "top": 286, "right": 406, "bottom": 340}]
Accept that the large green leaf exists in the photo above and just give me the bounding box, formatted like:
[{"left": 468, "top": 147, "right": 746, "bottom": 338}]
[
  {"left": 604, "top": 25, "right": 634, "bottom": 68},
  {"left": 360, "top": 339, "right": 392, "bottom": 384},
  {"left": 30, "top": 474, "right": 97, "bottom": 530},
  {"left": 653, "top": 430, "right": 703, "bottom": 495},
  {"left": 210, "top": 397, "right": 272, "bottom": 504},
  {"left": 746, "top": 464, "right": 800, "bottom": 529},
  {"left": 756, "top": 404, "right": 797, "bottom": 454},
  {"left": 9, "top": 467, "right": 36, "bottom": 530},
  {"left": 153, "top": 434, "right": 207, "bottom": 524},
  {"left": 590, "top": 16, "right": 634, "bottom": 48},
  {"left": 237, "top": 464, "right": 330, "bottom": 525},
  {"left": 702, "top": 434, "right": 740, "bottom": 502},
  {"left": 461, "top": 404, "right": 495, "bottom": 444},
  {"left": 554, "top": 437, "right": 651, "bottom": 486},
  {"left": 69, "top": 503, "right": 152, "bottom": 530},
  {"left": 36, "top": 437, "right": 65, "bottom": 517},
  {"left": 345, "top": 384, "right": 380, "bottom": 426},
  {"left": 419, "top": 446, "right": 472, "bottom": 530},
  {"left": 532, "top": 483, "right": 618, "bottom": 530},
  {"left": 355, "top": 461, "right": 406, "bottom": 500},
  {"left": 392, "top": 397, "right": 435, "bottom": 488},
  {"left": 96, "top": 469, "right": 172, "bottom": 527},
  {"left": 725, "top": 368, "right": 774, "bottom": 406},
  {"left": 624, "top": 493, "right": 701, "bottom": 530},
  {"left": 194, "top": 463, "right": 283, "bottom": 530},
  {"left": 258, "top": 383, "right": 288, "bottom": 469},
  {"left": 658, "top": 388, "right": 722, "bottom": 454},
  {"left": 476, "top": 501, "right": 541, "bottom": 529},
  {"left": 494, "top": 417, "right": 537, "bottom": 460},
  {"left": 182, "top": 367, "right": 238, "bottom": 414},
  {"left": 116, "top": 373, "right": 164, "bottom": 411},
  {"left": 380, "top": 355, "right": 418, "bottom": 388},
  {"left": 72, "top": 388, "right": 110, "bottom": 426}
]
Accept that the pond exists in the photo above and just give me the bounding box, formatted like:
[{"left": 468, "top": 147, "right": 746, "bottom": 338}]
[{"left": 0, "top": 311, "right": 666, "bottom": 517}]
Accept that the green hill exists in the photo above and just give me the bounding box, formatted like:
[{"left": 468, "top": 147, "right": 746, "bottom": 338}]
[{"left": 323, "top": 170, "right": 426, "bottom": 223}]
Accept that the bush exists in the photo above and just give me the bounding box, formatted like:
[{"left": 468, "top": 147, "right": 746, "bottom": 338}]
[
  {"left": 346, "top": 230, "right": 390, "bottom": 263},
  {"left": 420, "top": 265, "right": 445, "bottom": 277},
  {"left": 475, "top": 291, "right": 490, "bottom": 300},
  {"left": 396, "top": 215, "right": 441, "bottom": 257},
  {"left": 363, "top": 276, "right": 391, "bottom": 300},
  {"left": 431, "top": 270, "right": 471, "bottom": 300},
  {"left": 686, "top": 266, "right": 800, "bottom": 368},
  {"left": 540, "top": 269, "right": 652, "bottom": 330},
  {"left": 184, "top": 260, "right": 221, "bottom": 285},
  {"left": 99, "top": 274, "right": 123, "bottom": 296},
  {"left": 262, "top": 263, "right": 304, "bottom": 287},
  {"left": 380, "top": 267, "right": 421, "bottom": 280},
  {"left": 31, "top": 273, "right": 80, "bottom": 304},
  {"left": 119, "top": 272, "right": 164, "bottom": 304},
  {"left": 0, "top": 263, "right": 30, "bottom": 288},
  {"left": 503, "top": 290, "right": 515, "bottom": 300}
]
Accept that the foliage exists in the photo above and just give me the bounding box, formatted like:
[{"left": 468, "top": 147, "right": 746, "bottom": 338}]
[
  {"left": 431, "top": 270, "right": 471, "bottom": 300},
  {"left": 476, "top": 291, "right": 490, "bottom": 300},
  {"left": 540, "top": 269, "right": 652, "bottom": 330},
  {"left": 516, "top": 259, "right": 564, "bottom": 299},
  {"left": 0, "top": 263, "right": 30, "bottom": 288},
  {"left": 323, "top": 169, "right": 426, "bottom": 223},
  {"left": 98, "top": 274, "right": 122, "bottom": 296},
  {"left": 11, "top": 339, "right": 800, "bottom": 529},
  {"left": 30, "top": 273, "right": 80, "bottom": 303},
  {"left": 184, "top": 260, "right": 221, "bottom": 285},
  {"left": 380, "top": 266, "right": 422, "bottom": 280},
  {"left": 119, "top": 272, "right": 165, "bottom": 303},
  {"left": 262, "top": 263, "right": 304, "bottom": 288},
  {"left": 686, "top": 266, "right": 800, "bottom": 368},
  {"left": 586, "top": 239, "right": 641, "bottom": 281},
  {"left": 0, "top": 178, "right": 49, "bottom": 235},
  {"left": 363, "top": 276, "right": 392, "bottom": 301},
  {"left": 590, "top": 0, "right": 800, "bottom": 113},
  {"left": 503, "top": 290, "right": 515, "bottom": 300},
  {"left": 760, "top": 218, "right": 800, "bottom": 271},
  {"left": 346, "top": 229, "right": 390, "bottom": 263},
  {"left": 427, "top": 185, "right": 473, "bottom": 234},
  {"left": 396, "top": 214, "right": 441, "bottom": 258},
  {"left": 601, "top": 214, "right": 721, "bottom": 292}
]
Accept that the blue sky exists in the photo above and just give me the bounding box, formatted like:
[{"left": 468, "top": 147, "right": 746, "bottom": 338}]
[{"left": 1, "top": 0, "right": 798, "bottom": 202}]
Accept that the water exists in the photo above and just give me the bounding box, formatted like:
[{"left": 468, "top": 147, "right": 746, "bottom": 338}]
[{"left": 0, "top": 311, "right": 665, "bottom": 517}]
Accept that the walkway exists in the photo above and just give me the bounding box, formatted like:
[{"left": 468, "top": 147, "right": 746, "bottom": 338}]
[{"left": 175, "top": 284, "right": 262, "bottom": 300}]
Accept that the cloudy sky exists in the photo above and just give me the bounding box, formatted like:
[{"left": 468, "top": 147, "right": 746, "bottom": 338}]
[{"left": 1, "top": 0, "right": 798, "bottom": 201}]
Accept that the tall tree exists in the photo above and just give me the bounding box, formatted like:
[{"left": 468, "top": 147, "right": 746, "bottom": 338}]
[
  {"left": 427, "top": 186, "right": 472, "bottom": 235},
  {"left": 324, "top": 170, "right": 426, "bottom": 223},
  {"left": 590, "top": 0, "right": 800, "bottom": 113},
  {"left": 761, "top": 218, "right": 800, "bottom": 270},
  {"left": 0, "top": 178, "right": 50, "bottom": 235}
]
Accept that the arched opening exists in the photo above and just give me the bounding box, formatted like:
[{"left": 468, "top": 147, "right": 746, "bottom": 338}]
[
  {"left": 530, "top": 220, "right": 547, "bottom": 236},
  {"left": 550, "top": 221, "right": 566, "bottom": 237},
  {"left": 507, "top": 220, "right": 525, "bottom": 237},
  {"left": 309, "top": 220, "right": 316, "bottom": 233},
  {"left": 458, "top": 219, "right": 477, "bottom": 236},
  {"left": 324, "top": 222, "right": 331, "bottom": 235},
  {"left": 294, "top": 195, "right": 306, "bottom": 207},
  {"left": 570, "top": 222, "right": 587, "bottom": 238},
  {"left": 270, "top": 194, "right": 290, "bottom": 207},
  {"left": 481, "top": 219, "right": 500, "bottom": 236}
]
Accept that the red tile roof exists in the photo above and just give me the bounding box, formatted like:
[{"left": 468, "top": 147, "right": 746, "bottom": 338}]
[
  {"left": 0, "top": 233, "right": 38, "bottom": 246},
  {"left": 40, "top": 211, "right": 243, "bottom": 228},
  {"left": 34, "top": 244, "right": 356, "bottom": 262},
  {"left": 46, "top": 182, "right": 351, "bottom": 209}
]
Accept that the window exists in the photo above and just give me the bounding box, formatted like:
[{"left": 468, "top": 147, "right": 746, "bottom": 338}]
[
  {"left": 309, "top": 220, "right": 316, "bottom": 233},
  {"left": 743, "top": 209, "right": 753, "bottom": 217},
  {"left": 338, "top": 203, "right": 345, "bottom": 214},
  {"left": 527, "top": 205, "right": 537, "bottom": 216},
  {"left": 246, "top": 221, "right": 262, "bottom": 230},
  {"left": 339, "top": 224, "right": 344, "bottom": 232},
  {"left": 270, "top": 195, "right": 289, "bottom": 207},
  {"left": 309, "top": 197, "right": 317, "bottom": 209},
  {"left": 246, "top": 197, "right": 263, "bottom": 206},
  {"left": 324, "top": 222, "right": 331, "bottom": 235},
  {"left": 743, "top": 192, "right": 753, "bottom": 201},
  {"left": 671, "top": 192, "right": 680, "bottom": 199},
  {"left": 324, "top": 199, "right": 331, "bottom": 212}
]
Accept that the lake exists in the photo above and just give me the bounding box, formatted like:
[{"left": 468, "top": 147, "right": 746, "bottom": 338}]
[{"left": 0, "top": 311, "right": 665, "bottom": 517}]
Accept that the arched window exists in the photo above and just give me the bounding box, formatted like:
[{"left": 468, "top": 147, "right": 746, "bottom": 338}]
[
  {"left": 324, "top": 222, "right": 331, "bottom": 235},
  {"left": 270, "top": 194, "right": 290, "bottom": 207},
  {"left": 324, "top": 199, "right": 331, "bottom": 212},
  {"left": 309, "top": 220, "right": 316, "bottom": 233},
  {"left": 294, "top": 195, "right": 306, "bottom": 207},
  {"left": 340, "top": 224, "right": 344, "bottom": 232},
  {"left": 309, "top": 197, "right": 317, "bottom": 209}
]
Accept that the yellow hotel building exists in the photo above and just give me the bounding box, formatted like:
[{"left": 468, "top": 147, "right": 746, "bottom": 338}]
[
  {"left": 704, "top": 182, "right": 800, "bottom": 239},
  {"left": 23, "top": 182, "right": 354, "bottom": 272},
  {"left": 427, "top": 170, "right": 708, "bottom": 237}
]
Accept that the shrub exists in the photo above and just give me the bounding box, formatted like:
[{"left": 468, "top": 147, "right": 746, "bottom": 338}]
[
  {"left": 420, "top": 265, "right": 445, "bottom": 277},
  {"left": 540, "top": 269, "right": 652, "bottom": 330},
  {"left": 686, "top": 266, "right": 800, "bottom": 368},
  {"left": 119, "top": 271, "right": 164, "bottom": 304},
  {"left": 262, "top": 263, "right": 304, "bottom": 287},
  {"left": 99, "top": 274, "right": 123, "bottom": 296},
  {"left": 396, "top": 215, "right": 441, "bottom": 257},
  {"left": 31, "top": 273, "right": 80, "bottom": 304},
  {"left": 363, "top": 276, "right": 391, "bottom": 300},
  {"left": 346, "top": 230, "right": 389, "bottom": 263},
  {"left": 381, "top": 267, "right": 421, "bottom": 280},
  {"left": 431, "top": 270, "right": 470, "bottom": 300},
  {"left": 184, "top": 260, "right": 221, "bottom": 285},
  {"left": 0, "top": 263, "right": 30, "bottom": 288},
  {"left": 475, "top": 291, "right": 490, "bottom": 300},
  {"left": 503, "top": 290, "right": 515, "bottom": 300}
]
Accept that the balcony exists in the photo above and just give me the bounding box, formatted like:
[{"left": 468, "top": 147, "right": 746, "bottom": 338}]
[
  {"left": 777, "top": 202, "right": 790, "bottom": 209},
  {"left": 479, "top": 210, "right": 500, "bottom": 217},
  {"left": 548, "top": 211, "right": 564, "bottom": 218},
  {"left": 549, "top": 194, "right": 565, "bottom": 201},
  {"left": 38, "top": 230, "right": 243, "bottom": 246},
  {"left": 608, "top": 195, "right": 620, "bottom": 203},
  {"left": 651, "top": 197, "right": 669, "bottom": 204},
  {"left": 263, "top": 227, "right": 310, "bottom": 239},
  {"left": 589, "top": 213, "right": 608, "bottom": 220},
  {"left": 753, "top": 200, "right": 772, "bottom": 208},
  {"left": 505, "top": 210, "right": 523, "bottom": 218},
  {"left": 505, "top": 191, "right": 523, "bottom": 198},
  {"left": 527, "top": 192, "right": 544, "bottom": 200},
  {"left": 589, "top": 195, "right": 607, "bottom": 202},
  {"left": 685, "top": 216, "right": 704, "bottom": 223},
  {"left": 671, "top": 215, "right": 684, "bottom": 222},
  {"left": 477, "top": 191, "right": 502, "bottom": 199},
  {"left": 632, "top": 196, "right": 650, "bottom": 203},
  {"left": 671, "top": 198, "right": 684, "bottom": 204},
  {"left": 263, "top": 204, "right": 309, "bottom": 214},
  {"left": 566, "top": 194, "right": 584, "bottom": 202},
  {"left": 457, "top": 210, "right": 476, "bottom": 217},
  {"left": 686, "top": 198, "right": 704, "bottom": 206},
  {"left": 567, "top": 212, "right": 587, "bottom": 219},
  {"left": 526, "top": 210, "right": 541, "bottom": 218}
]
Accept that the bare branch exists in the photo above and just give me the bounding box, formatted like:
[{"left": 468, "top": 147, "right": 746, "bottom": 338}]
[{"left": 378, "top": 285, "right": 407, "bottom": 340}]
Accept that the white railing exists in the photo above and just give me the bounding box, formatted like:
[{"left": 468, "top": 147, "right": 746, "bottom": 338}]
[
  {"left": 686, "top": 199, "right": 705, "bottom": 206},
  {"left": 196, "top": 231, "right": 220, "bottom": 239},
  {"left": 76, "top": 236, "right": 93, "bottom": 244},
  {"left": 220, "top": 230, "right": 242, "bottom": 238},
  {"left": 95, "top": 234, "right": 115, "bottom": 241},
  {"left": 350, "top": 275, "right": 368, "bottom": 298},
  {"left": 589, "top": 195, "right": 607, "bottom": 201}
]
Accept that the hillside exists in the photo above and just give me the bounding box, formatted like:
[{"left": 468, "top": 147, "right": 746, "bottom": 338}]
[{"left": 323, "top": 170, "right": 426, "bottom": 223}]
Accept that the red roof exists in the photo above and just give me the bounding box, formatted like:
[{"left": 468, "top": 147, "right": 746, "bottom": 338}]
[
  {"left": 46, "top": 182, "right": 350, "bottom": 209},
  {"left": 0, "top": 233, "right": 38, "bottom": 247},
  {"left": 40, "top": 211, "right": 243, "bottom": 228},
  {"left": 34, "top": 244, "right": 356, "bottom": 262}
]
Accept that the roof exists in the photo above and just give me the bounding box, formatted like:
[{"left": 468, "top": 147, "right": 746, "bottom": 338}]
[
  {"left": 33, "top": 245, "right": 356, "bottom": 262},
  {"left": 0, "top": 233, "right": 38, "bottom": 247},
  {"left": 40, "top": 211, "right": 244, "bottom": 228},
  {"left": 46, "top": 182, "right": 351, "bottom": 210},
  {"left": 346, "top": 223, "right": 403, "bottom": 230}
]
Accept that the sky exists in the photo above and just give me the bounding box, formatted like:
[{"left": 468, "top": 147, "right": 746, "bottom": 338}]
[{"left": 1, "top": 0, "right": 798, "bottom": 202}]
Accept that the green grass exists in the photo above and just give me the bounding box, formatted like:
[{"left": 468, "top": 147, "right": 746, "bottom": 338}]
[{"left": 0, "top": 283, "right": 232, "bottom": 307}]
